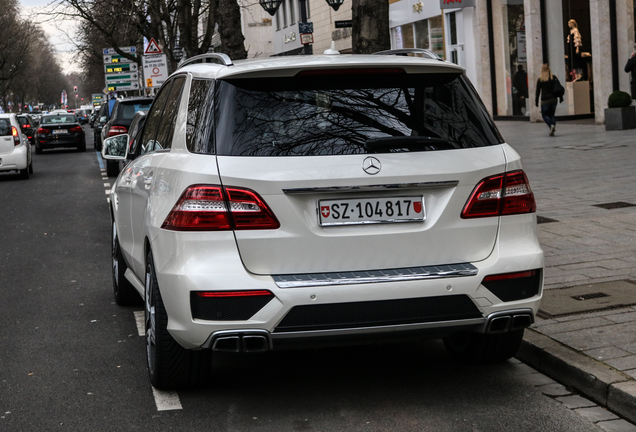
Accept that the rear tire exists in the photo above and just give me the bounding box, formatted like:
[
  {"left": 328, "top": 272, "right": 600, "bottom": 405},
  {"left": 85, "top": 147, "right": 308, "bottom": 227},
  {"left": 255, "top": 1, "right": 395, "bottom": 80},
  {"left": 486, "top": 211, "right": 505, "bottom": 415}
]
[
  {"left": 145, "top": 250, "right": 212, "bottom": 390},
  {"left": 28, "top": 162, "right": 33, "bottom": 174},
  {"left": 443, "top": 330, "right": 524, "bottom": 364},
  {"left": 78, "top": 139, "right": 86, "bottom": 152},
  {"left": 112, "top": 222, "right": 140, "bottom": 306},
  {"left": 35, "top": 144, "right": 42, "bottom": 154},
  {"left": 19, "top": 166, "right": 29, "bottom": 179}
]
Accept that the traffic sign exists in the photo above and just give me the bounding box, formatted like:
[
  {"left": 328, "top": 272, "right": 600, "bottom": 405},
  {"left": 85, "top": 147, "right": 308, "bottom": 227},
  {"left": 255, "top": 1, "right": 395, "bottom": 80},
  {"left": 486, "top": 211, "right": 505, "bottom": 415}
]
[
  {"left": 142, "top": 53, "right": 168, "bottom": 88},
  {"left": 335, "top": 20, "right": 352, "bottom": 28},
  {"left": 105, "top": 72, "right": 139, "bottom": 83},
  {"left": 145, "top": 38, "right": 162, "bottom": 54},
  {"left": 103, "top": 53, "right": 138, "bottom": 64},
  {"left": 106, "top": 82, "right": 140, "bottom": 92},
  {"left": 300, "top": 33, "right": 314, "bottom": 45},
  {"left": 298, "top": 22, "right": 314, "bottom": 33},
  {"left": 104, "top": 62, "right": 138, "bottom": 74},
  {"left": 103, "top": 46, "right": 136, "bottom": 55}
]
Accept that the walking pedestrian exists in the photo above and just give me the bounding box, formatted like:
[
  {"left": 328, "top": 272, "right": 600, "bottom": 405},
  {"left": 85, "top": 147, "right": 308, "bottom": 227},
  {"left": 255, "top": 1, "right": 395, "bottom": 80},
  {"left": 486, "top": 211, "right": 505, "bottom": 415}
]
[
  {"left": 535, "top": 63, "right": 563, "bottom": 136},
  {"left": 624, "top": 46, "right": 636, "bottom": 100}
]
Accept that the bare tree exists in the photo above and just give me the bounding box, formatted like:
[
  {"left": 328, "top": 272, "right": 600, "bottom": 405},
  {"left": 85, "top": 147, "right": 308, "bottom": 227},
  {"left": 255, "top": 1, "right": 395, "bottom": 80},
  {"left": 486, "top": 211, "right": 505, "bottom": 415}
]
[{"left": 351, "top": 0, "right": 390, "bottom": 54}]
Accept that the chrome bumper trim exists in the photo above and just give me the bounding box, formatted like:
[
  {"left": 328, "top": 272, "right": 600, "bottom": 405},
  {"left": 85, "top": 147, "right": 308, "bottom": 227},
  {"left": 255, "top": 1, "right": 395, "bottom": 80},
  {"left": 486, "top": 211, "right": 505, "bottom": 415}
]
[
  {"left": 272, "top": 263, "right": 478, "bottom": 288},
  {"left": 271, "top": 317, "right": 486, "bottom": 339}
]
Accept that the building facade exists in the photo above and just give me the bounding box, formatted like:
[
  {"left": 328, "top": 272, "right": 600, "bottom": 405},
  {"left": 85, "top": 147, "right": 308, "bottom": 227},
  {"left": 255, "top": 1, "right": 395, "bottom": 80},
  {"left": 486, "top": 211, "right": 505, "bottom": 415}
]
[{"left": 257, "top": 0, "right": 635, "bottom": 124}]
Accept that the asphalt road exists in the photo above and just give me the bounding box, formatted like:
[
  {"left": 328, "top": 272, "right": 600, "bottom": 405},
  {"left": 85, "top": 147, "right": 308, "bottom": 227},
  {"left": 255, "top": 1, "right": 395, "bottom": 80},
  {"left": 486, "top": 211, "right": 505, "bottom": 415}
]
[{"left": 0, "top": 127, "right": 610, "bottom": 431}]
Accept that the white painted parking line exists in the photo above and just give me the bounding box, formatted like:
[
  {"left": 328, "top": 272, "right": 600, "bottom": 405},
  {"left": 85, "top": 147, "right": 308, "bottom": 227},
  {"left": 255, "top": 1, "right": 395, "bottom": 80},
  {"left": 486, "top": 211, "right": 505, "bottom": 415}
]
[
  {"left": 133, "top": 311, "right": 144, "bottom": 336},
  {"left": 105, "top": 190, "right": 111, "bottom": 195},
  {"left": 152, "top": 387, "right": 183, "bottom": 411},
  {"left": 103, "top": 183, "right": 111, "bottom": 187}
]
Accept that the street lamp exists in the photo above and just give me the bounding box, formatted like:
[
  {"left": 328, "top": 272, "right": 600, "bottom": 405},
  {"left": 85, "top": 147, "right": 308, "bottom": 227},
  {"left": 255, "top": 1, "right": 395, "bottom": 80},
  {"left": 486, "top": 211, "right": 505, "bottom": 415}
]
[
  {"left": 324, "top": 0, "right": 345, "bottom": 11},
  {"left": 259, "top": 0, "right": 283, "bottom": 16}
]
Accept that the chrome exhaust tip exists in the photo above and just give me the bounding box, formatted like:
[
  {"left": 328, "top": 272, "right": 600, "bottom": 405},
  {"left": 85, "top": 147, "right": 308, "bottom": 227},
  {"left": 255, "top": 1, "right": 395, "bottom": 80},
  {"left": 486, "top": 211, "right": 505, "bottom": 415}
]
[{"left": 208, "top": 330, "right": 272, "bottom": 353}]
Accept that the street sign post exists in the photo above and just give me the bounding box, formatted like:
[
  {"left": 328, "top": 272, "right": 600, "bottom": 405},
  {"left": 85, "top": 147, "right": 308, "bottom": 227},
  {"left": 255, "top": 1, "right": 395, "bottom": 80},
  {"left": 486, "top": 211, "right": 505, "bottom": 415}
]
[{"left": 142, "top": 53, "right": 168, "bottom": 88}]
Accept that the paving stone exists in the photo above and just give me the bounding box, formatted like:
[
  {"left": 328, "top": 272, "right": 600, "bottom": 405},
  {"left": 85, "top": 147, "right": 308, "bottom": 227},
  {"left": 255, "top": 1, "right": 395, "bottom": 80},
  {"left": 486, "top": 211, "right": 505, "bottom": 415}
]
[
  {"left": 623, "top": 369, "right": 636, "bottom": 380},
  {"left": 606, "top": 312, "right": 636, "bottom": 324},
  {"left": 606, "top": 355, "right": 636, "bottom": 372},
  {"left": 575, "top": 406, "right": 620, "bottom": 422},
  {"left": 556, "top": 395, "right": 597, "bottom": 409},
  {"left": 536, "top": 382, "right": 572, "bottom": 397},
  {"left": 536, "top": 317, "right": 617, "bottom": 336},
  {"left": 597, "top": 419, "right": 636, "bottom": 432},
  {"left": 584, "top": 347, "right": 632, "bottom": 361}
]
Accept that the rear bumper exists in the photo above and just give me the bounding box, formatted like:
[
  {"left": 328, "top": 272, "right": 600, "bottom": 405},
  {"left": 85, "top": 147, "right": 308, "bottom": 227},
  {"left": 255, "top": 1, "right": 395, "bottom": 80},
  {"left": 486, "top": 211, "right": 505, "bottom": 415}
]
[
  {"left": 0, "top": 145, "right": 28, "bottom": 171},
  {"left": 37, "top": 133, "right": 84, "bottom": 148},
  {"left": 146, "top": 213, "right": 543, "bottom": 350}
]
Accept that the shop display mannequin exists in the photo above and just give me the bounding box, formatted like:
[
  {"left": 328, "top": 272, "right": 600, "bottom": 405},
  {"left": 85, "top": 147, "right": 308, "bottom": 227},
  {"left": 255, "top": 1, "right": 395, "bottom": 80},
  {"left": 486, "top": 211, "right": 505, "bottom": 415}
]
[{"left": 566, "top": 19, "right": 583, "bottom": 81}]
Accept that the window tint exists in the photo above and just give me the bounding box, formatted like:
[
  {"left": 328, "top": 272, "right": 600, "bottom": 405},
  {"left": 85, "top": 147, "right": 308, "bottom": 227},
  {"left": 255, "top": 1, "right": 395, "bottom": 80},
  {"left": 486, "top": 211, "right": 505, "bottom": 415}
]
[
  {"left": 186, "top": 79, "right": 215, "bottom": 154},
  {"left": 116, "top": 101, "right": 153, "bottom": 121},
  {"left": 18, "top": 117, "right": 28, "bottom": 126},
  {"left": 140, "top": 81, "right": 173, "bottom": 155},
  {"left": 129, "top": 115, "right": 146, "bottom": 156},
  {"left": 0, "top": 119, "right": 10, "bottom": 136},
  {"left": 154, "top": 76, "right": 185, "bottom": 151},
  {"left": 42, "top": 115, "right": 76, "bottom": 124},
  {"left": 215, "top": 73, "right": 504, "bottom": 156}
]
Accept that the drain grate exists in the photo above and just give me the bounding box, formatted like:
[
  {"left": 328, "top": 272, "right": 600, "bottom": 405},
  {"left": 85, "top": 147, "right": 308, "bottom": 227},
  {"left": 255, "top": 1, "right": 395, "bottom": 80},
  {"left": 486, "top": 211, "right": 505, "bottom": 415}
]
[
  {"left": 537, "top": 216, "right": 559, "bottom": 224},
  {"left": 593, "top": 202, "right": 636, "bottom": 210},
  {"left": 571, "top": 292, "right": 609, "bottom": 301}
]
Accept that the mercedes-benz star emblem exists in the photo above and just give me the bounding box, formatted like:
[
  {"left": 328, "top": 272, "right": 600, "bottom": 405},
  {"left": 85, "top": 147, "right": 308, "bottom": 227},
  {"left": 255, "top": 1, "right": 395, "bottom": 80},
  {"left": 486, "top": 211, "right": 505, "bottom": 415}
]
[{"left": 362, "top": 157, "right": 381, "bottom": 175}]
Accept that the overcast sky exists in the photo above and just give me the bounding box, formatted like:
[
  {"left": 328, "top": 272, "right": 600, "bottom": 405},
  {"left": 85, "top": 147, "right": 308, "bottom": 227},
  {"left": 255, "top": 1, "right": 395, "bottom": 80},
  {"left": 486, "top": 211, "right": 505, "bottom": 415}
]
[{"left": 19, "top": 0, "right": 81, "bottom": 74}]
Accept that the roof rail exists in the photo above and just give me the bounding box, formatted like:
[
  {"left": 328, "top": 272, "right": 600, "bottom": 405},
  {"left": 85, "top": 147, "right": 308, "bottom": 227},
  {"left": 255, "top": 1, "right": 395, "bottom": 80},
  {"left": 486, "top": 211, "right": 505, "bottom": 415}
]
[
  {"left": 179, "top": 53, "right": 233, "bottom": 68},
  {"left": 372, "top": 48, "right": 442, "bottom": 60}
]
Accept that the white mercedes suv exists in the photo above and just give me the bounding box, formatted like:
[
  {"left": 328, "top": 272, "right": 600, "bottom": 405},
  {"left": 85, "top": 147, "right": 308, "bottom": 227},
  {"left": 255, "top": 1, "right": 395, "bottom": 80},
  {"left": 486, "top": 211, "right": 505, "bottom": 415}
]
[{"left": 105, "top": 49, "right": 543, "bottom": 390}]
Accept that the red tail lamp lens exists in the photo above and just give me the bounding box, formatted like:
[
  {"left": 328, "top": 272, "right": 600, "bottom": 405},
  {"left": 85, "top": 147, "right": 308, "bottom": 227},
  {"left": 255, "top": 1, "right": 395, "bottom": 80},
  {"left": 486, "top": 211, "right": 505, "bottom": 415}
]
[
  {"left": 483, "top": 270, "right": 538, "bottom": 283},
  {"left": 196, "top": 290, "right": 273, "bottom": 298},
  {"left": 161, "top": 185, "right": 280, "bottom": 231},
  {"left": 461, "top": 170, "right": 536, "bottom": 218}
]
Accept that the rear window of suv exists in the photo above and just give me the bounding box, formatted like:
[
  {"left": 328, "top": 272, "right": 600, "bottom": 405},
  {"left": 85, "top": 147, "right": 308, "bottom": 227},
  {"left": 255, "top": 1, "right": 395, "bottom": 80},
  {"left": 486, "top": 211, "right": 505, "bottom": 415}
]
[
  {"left": 116, "top": 102, "right": 153, "bottom": 121},
  {"left": 205, "top": 72, "right": 504, "bottom": 157}
]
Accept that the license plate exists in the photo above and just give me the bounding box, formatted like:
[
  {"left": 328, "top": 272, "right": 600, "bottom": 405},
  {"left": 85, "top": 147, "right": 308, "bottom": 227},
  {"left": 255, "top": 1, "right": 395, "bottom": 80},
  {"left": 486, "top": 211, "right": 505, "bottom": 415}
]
[
  {"left": 54, "top": 129, "right": 68, "bottom": 134},
  {"left": 319, "top": 196, "right": 425, "bottom": 226}
]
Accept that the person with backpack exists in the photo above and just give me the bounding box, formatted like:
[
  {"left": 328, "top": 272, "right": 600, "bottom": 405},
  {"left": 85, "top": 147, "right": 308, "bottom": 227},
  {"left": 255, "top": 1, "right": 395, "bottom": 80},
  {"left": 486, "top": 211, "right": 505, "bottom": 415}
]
[{"left": 535, "top": 63, "right": 564, "bottom": 136}]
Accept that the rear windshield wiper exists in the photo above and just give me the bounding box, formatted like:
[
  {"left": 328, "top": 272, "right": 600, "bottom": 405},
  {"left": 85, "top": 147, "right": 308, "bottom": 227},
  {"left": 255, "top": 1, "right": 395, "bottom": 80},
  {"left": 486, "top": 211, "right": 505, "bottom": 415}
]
[{"left": 364, "top": 136, "right": 461, "bottom": 153}]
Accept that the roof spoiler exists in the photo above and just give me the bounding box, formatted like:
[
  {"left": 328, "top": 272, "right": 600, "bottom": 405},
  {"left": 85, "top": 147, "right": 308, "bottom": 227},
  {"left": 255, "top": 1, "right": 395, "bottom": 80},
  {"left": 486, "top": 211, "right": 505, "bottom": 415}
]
[{"left": 372, "top": 48, "right": 442, "bottom": 61}]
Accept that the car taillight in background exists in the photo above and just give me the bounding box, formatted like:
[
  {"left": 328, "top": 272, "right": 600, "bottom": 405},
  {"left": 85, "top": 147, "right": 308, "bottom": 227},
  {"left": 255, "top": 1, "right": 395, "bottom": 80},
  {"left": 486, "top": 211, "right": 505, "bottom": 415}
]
[
  {"left": 162, "top": 185, "right": 280, "bottom": 231},
  {"left": 107, "top": 126, "right": 127, "bottom": 137},
  {"left": 69, "top": 126, "right": 83, "bottom": 132},
  {"left": 37, "top": 128, "right": 51, "bottom": 134},
  {"left": 11, "top": 126, "right": 20, "bottom": 145},
  {"left": 461, "top": 170, "right": 536, "bottom": 218}
]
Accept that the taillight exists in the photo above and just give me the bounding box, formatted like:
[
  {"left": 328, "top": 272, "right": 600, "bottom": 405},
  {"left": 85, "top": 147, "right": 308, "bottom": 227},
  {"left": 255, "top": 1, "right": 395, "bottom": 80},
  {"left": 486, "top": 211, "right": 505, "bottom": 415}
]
[
  {"left": 461, "top": 170, "right": 536, "bottom": 218},
  {"left": 37, "top": 127, "right": 51, "bottom": 134},
  {"left": 11, "top": 126, "right": 20, "bottom": 145},
  {"left": 195, "top": 290, "right": 273, "bottom": 298},
  {"left": 107, "top": 126, "right": 127, "bottom": 137},
  {"left": 70, "top": 125, "right": 83, "bottom": 132},
  {"left": 161, "top": 185, "right": 280, "bottom": 231}
]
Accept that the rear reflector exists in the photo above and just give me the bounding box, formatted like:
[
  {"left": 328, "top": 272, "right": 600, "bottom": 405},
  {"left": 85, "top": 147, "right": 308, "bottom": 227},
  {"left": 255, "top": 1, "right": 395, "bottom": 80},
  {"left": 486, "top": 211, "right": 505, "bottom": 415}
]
[
  {"left": 161, "top": 185, "right": 280, "bottom": 231},
  {"left": 196, "top": 290, "right": 273, "bottom": 298},
  {"left": 461, "top": 170, "right": 536, "bottom": 218},
  {"left": 483, "top": 270, "right": 538, "bottom": 283}
]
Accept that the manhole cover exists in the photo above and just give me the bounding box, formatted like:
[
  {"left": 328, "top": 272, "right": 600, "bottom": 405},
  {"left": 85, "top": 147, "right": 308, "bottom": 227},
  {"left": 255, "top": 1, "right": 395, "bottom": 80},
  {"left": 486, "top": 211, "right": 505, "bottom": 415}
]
[
  {"left": 538, "top": 280, "right": 636, "bottom": 318},
  {"left": 593, "top": 202, "right": 636, "bottom": 210}
]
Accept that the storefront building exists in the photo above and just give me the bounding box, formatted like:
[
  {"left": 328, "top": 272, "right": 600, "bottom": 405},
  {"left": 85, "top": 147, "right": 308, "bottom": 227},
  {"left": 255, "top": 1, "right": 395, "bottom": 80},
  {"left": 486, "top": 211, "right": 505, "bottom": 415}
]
[{"left": 264, "top": 0, "right": 634, "bottom": 124}]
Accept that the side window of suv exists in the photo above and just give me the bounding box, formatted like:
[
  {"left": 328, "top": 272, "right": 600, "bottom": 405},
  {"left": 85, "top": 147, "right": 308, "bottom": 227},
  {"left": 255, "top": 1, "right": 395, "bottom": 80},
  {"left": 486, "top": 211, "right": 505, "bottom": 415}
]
[
  {"left": 186, "top": 79, "right": 215, "bottom": 154},
  {"left": 140, "top": 80, "right": 174, "bottom": 155},
  {"left": 153, "top": 76, "right": 185, "bottom": 151}
]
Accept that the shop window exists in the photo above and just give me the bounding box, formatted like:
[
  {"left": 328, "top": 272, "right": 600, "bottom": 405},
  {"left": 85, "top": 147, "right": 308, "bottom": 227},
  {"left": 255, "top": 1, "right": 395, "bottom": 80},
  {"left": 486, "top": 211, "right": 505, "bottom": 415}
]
[
  {"left": 289, "top": 0, "right": 296, "bottom": 25},
  {"left": 449, "top": 12, "right": 457, "bottom": 46},
  {"left": 394, "top": 17, "right": 444, "bottom": 59}
]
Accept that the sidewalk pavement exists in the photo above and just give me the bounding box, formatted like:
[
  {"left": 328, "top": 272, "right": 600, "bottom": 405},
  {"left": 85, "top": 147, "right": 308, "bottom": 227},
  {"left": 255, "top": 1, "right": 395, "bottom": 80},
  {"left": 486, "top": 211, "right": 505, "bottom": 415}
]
[{"left": 496, "top": 119, "right": 636, "bottom": 425}]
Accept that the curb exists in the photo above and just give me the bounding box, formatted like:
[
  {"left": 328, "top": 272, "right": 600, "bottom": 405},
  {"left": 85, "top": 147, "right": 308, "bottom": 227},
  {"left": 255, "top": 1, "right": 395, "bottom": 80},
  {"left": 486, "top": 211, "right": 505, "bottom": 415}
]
[{"left": 516, "top": 328, "right": 636, "bottom": 424}]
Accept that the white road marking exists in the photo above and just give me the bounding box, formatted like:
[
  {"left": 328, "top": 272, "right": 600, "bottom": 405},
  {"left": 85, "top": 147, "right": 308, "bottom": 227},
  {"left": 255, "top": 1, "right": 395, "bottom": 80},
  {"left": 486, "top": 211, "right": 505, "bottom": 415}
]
[
  {"left": 105, "top": 190, "right": 111, "bottom": 195},
  {"left": 133, "top": 311, "right": 145, "bottom": 336},
  {"left": 104, "top": 183, "right": 111, "bottom": 187},
  {"left": 152, "top": 387, "right": 183, "bottom": 411}
]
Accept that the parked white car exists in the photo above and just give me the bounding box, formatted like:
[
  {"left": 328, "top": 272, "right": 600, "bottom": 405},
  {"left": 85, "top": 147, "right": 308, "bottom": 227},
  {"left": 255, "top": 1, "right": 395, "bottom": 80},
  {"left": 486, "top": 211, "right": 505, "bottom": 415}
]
[
  {"left": 0, "top": 113, "right": 33, "bottom": 179},
  {"left": 105, "top": 49, "right": 544, "bottom": 390}
]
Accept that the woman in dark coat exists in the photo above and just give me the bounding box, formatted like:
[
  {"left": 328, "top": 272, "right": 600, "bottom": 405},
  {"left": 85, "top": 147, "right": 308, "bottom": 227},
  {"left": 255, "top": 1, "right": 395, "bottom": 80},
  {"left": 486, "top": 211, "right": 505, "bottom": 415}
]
[
  {"left": 625, "top": 50, "right": 636, "bottom": 99},
  {"left": 535, "top": 63, "right": 563, "bottom": 136}
]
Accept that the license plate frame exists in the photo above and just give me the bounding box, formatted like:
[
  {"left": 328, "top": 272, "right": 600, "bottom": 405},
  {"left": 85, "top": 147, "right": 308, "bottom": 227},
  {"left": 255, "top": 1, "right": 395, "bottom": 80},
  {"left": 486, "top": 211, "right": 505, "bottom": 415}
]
[
  {"left": 53, "top": 129, "right": 68, "bottom": 134},
  {"left": 318, "top": 196, "right": 425, "bottom": 226}
]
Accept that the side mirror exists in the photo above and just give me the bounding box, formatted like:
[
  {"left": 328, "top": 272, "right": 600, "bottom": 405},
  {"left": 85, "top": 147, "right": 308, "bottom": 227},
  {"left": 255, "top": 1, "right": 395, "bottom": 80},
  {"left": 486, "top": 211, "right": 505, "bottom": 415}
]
[{"left": 102, "top": 134, "right": 129, "bottom": 160}]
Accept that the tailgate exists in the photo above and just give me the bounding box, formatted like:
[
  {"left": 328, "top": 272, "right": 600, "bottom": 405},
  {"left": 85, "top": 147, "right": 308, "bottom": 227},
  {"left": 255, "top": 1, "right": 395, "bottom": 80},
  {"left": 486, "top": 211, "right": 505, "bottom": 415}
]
[{"left": 218, "top": 146, "right": 507, "bottom": 275}]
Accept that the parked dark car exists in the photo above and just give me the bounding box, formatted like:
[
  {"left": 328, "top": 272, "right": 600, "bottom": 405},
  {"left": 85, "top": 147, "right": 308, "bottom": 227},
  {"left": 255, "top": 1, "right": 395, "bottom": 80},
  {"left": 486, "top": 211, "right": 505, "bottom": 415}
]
[
  {"left": 100, "top": 97, "right": 153, "bottom": 148},
  {"left": 16, "top": 114, "right": 36, "bottom": 144},
  {"left": 104, "top": 110, "right": 146, "bottom": 177},
  {"left": 75, "top": 109, "right": 89, "bottom": 125},
  {"left": 35, "top": 113, "right": 86, "bottom": 153},
  {"left": 93, "top": 103, "right": 110, "bottom": 151}
]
